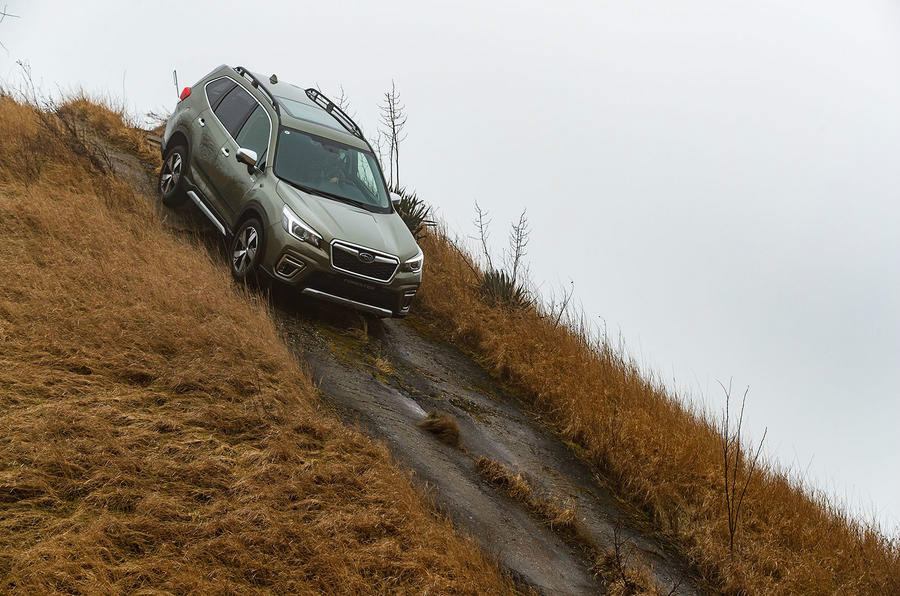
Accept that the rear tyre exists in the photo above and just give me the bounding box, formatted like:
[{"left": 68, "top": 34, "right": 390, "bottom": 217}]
[
  {"left": 230, "top": 218, "right": 264, "bottom": 284},
  {"left": 158, "top": 145, "right": 188, "bottom": 207}
]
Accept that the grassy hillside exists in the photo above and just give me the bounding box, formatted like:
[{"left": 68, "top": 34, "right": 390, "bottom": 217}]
[
  {"left": 413, "top": 232, "right": 900, "bottom": 594},
  {"left": 6, "top": 88, "right": 896, "bottom": 594},
  {"left": 0, "top": 95, "right": 513, "bottom": 594}
]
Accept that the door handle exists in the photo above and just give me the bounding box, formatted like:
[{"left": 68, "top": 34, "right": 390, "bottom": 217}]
[
  {"left": 221, "top": 147, "right": 230, "bottom": 157},
  {"left": 198, "top": 117, "right": 205, "bottom": 127}
]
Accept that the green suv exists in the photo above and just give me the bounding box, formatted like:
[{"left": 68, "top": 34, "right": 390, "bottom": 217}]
[{"left": 158, "top": 65, "right": 422, "bottom": 317}]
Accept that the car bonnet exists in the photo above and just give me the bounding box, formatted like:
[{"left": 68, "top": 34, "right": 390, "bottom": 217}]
[{"left": 277, "top": 180, "right": 419, "bottom": 260}]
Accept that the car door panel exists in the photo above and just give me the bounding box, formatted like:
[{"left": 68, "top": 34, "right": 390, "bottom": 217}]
[
  {"left": 190, "top": 77, "right": 243, "bottom": 220},
  {"left": 214, "top": 104, "right": 272, "bottom": 219},
  {"left": 205, "top": 84, "right": 259, "bottom": 223},
  {"left": 188, "top": 107, "right": 225, "bottom": 213}
]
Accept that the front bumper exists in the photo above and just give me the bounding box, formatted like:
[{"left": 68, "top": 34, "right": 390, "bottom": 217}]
[
  {"left": 262, "top": 221, "right": 421, "bottom": 317},
  {"left": 301, "top": 288, "right": 396, "bottom": 318}
]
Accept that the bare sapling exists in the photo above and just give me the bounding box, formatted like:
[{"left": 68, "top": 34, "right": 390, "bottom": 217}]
[
  {"left": 0, "top": 4, "right": 20, "bottom": 52},
  {"left": 719, "top": 380, "right": 767, "bottom": 554},
  {"left": 378, "top": 81, "right": 407, "bottom": 189}
]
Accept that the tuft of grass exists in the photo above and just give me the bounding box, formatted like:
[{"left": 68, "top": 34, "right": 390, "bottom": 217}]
[
  {"left": 0, "top": 94, "right": 514, "bottom": 594},
  {"left": 419, "top": 411, "right": 461, "bottom": 447},
  {"left": 416, "top": 227, "right": 900, "bottom": 594},
  {"left": 475, "top": 458, "right": 666, "bottom": 594},
  {"left": 392, "top": 185, "right": 434, "bottom": 240},
  {"left": 480, "top": 268, "right": 531, "bottom": 309},
  {"left": 374, "top": 355, "right": 394, "bottom": 376},
  {"left": 475, "top": 457, "right": 574, "bottom": 529},
  {"left": 592, "top": 532, "right": 662, "bottom": 596}
]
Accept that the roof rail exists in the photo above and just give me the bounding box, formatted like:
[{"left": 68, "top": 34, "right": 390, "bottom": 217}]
[
  {"left": 304, "top": 88, "right": 364, "bottom": 140},
  {"left": 234, "top": 65, "right": 280, "bottom": 115}
]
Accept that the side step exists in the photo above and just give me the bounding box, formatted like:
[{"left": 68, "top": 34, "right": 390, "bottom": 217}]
[{"left": 186, "top": 190, "right": 226, "bottom": 235}]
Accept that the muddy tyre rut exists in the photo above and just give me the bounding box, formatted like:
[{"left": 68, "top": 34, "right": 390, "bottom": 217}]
[{"left": 271, "top": 294, "right": 701, "bottom": 595}]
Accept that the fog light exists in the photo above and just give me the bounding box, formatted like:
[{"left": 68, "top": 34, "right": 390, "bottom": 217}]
[
  {"left": 276, "top": 255, "right": 306, "bottom": 279},
  {"left": 401, "top": 289, "right": 417, "bottom": 311}
]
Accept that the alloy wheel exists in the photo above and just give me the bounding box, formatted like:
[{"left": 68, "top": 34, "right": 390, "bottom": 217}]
[
  {"left": 159, "top": 152, "right": 182, "bottom": 195},
  {"left": 232, "top": 225, "right": 259, "bottom": 276}
]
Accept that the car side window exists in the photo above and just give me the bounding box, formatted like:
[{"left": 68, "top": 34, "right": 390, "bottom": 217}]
[
  {"left": 235, "top": 105, "right": 271, "bottom": 166},
  {"left": 214, "top": 85, "right": 257, "bottom": 138},
  {"left": 205, "top": 78, "right": 236, "bottom": 110}
]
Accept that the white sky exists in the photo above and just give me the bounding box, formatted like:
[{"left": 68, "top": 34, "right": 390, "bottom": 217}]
[{"left": 3, "top": 0, "right": 898, "bottom": 532}]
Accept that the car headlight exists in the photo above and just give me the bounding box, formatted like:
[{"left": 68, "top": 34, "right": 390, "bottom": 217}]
[
  {"left": 401, "top": 250, "right": 423, "bottom": 273},
  {"left": 281, "top": 204, "right": 322, "bottom": 248}
]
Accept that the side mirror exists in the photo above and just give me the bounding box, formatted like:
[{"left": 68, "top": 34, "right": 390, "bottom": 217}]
[
  {"left": 390, "top": 192, "right": 402, "bottom": 209},
  {"left": 236, "top": 147, "right": 258, "bottom": 170}
]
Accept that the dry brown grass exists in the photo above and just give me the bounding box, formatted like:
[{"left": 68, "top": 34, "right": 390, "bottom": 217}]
[
  {"left": 593, "top": 542, "right": 663, "bottom": 596},
  {"left": 374, "top": 355, "right": 394, "bottom": 377},
  {"left": 418, "top": 411, "right": 461, "bottom": 448},
  {"left": 475, "top": 457, "right": 664, "bottom": 595},
  {"left": 416, "top": 231, "right": 900, "bottom": 594},
  {"left": 57, "top": 95, "right": 162, "bottom": 172},
  {"left": 0, "top": 95, "right": 514, "bottom": 594},
  {"left": 474, "top": 457, "right": 574, "bottom": 530}
]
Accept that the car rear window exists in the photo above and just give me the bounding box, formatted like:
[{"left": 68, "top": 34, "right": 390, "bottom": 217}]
[
  {"left": 205, "top": 78, "right": 236, "bottom": 110},
  {"left": 214, "top": 86, "right": 257, "bottom": 138}
]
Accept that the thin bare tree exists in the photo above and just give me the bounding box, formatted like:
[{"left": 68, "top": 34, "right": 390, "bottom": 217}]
[
  {"left": 0, "top": 4, "right": 20, "bottom": 53},
  {"left": 719, "top": 380, "right": 768, "bottom": 554},
  {"left": 549, "top": 280, "right": 576, "bottom": 327},
  {"left": 379, "top": 80, "right": 407, "bottom": 189},
  {"left": 507, "top": 209, "right": 530, "bottom": 286},
  {"left": 314, "top": 83, "right": 354, "bottom": 117},
  {"left": 474, "top": 201, "right": 493, "bottom": 271},
  {"left": 371, "top": 130, "right": 389, "bottom": 173},
  {"left": 333, "top": 84, "right": 353, "bottom": 115}
]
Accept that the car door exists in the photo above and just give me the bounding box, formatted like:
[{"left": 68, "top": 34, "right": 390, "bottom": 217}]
[
  {"left": 215, "top": 103, "right": 272, "bottom": 218},
  {"left": 205, "top": 83, "right": 258, "bottom": 223},
  {"left": 190, "top": 77, "right": 238, "bottom": 217}
]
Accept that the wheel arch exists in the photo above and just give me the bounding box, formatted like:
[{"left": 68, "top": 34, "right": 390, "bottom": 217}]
[
  {"left": 163, "top": 126, "right": 192, "bottom": 166},
  {"left": 236, "top": 201, "right": 270, "bottom": 230}
]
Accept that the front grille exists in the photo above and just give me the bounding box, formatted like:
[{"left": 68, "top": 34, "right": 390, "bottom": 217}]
[
  {"left": 331, "top": 241, "right": 398, "bottom": 282},
  {"left": 303, "top": 271, "right": 398, "bottom": 312}
]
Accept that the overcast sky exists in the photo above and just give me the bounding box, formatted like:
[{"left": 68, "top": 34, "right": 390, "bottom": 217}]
[{"left": 3, "top": 0, "right": 898, "bottom": 531}]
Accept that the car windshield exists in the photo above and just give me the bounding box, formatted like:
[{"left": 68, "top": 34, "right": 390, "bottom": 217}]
[{"left": 273, "top": 127, "right": 390, "bottom": 212}]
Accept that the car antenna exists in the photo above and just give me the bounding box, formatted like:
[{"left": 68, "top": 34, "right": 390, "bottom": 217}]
[
  {"left": 270, "top": 73, "right": 278, "bottom": 84},
  {"left": 172, "top": 69, "right": 179, "bottom": 99}
]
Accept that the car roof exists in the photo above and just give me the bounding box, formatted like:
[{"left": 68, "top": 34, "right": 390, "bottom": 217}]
[{"left": 249, "top": 70, "right": 370, "bottom": 151}]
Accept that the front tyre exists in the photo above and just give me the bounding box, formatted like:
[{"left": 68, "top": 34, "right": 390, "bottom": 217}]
[
  {"left": 230, "top": 218, "right": 264, "bottom": 283},
  {"left": 158, "top": 145, "right": 189, "bottom": 207}
]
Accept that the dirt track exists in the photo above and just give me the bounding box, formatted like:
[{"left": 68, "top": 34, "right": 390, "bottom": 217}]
[{"left": 271, "top": 292, "right": 700, "bottom": 595}]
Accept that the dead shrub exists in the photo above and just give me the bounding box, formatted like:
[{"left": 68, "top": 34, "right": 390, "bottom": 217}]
[
  {"left": 592, "top": 525, "right": 661, "bottom": 596},
  {"left": 419, "top": 411, "right": 461, "bottom": 447},
  {"left": 475, "top": 457, "right": 575, "bottom": 530}
]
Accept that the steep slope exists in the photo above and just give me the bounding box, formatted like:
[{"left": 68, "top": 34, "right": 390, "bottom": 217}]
[
  {"left": 7, "top": 92, "right": 897, "bottom": 595},
  {"left": 0, "top": 96, "right": 513, "bottom": 594}
]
